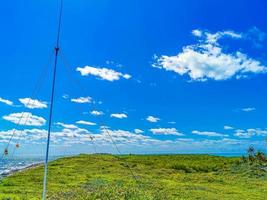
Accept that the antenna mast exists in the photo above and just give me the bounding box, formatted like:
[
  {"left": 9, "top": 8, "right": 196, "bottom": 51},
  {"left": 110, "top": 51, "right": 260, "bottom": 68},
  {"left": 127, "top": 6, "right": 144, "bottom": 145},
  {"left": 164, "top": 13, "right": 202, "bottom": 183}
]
[{"left": 42, "top": 0, "right": 63, "bottom": 199}]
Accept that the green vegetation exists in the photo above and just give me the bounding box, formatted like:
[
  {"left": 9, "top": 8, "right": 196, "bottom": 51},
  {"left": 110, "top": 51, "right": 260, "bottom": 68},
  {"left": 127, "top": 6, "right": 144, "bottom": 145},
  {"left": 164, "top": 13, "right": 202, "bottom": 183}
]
[{"left": 0, "top": 154, "right": 266, "bottom": 199}]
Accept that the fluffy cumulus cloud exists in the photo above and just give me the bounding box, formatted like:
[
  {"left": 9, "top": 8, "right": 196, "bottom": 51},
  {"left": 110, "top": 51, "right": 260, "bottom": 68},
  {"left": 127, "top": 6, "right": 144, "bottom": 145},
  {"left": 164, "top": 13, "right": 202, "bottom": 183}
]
[
  {"left": 192, "top": 29, "right": 203, "bottom": 37},
  {"left": 76, "top": 120, "right": 96, "bottom": 126},
  {"left": 91, "top": 110, "right": 104, "bottom": 116},
  {"left": 146, "top": 116, "right": 160, "bottom": 123},
  {"left": 234, "top": 128, "right": 267, "bottom": 138},
  {"left": 0, "top": 128, "right": 47, "bottom": 142},
  {"left": 0, "top": 125, "right": 93, "bottom": 144},
  {"left": 0, "top": 126, "right": 166, "bottom": 146},
  {"left": 71, "top": 96, "right": 92, "bottom": 104},
  {"left": 192, "top": 130, "right": 228, "bottom": 137},
  {"left": 1, "top": 124, "right": 264, "bottom": 154},
  {"left": 53, "top": 127, "right": 90, "bottom": 140},
  {"left": 154, "top": 28, "right": 267, "bottom": 81},
  {"left": 3, "top": 112, "right": 46, "bottom": 126},
  {"left": 150, "top": 128, "right": 184, "bottom": 136},
  {"left": 96, "top": 128, "right": 150, "bottom": 143},
  {"left": 0, "top": 97, "right": 13, "bottom": 106},
  {"left": 93, "top": 128, "right": 188, "bottom": 148},
  {"left": 19, "top": 98, "right": 47, "bottom": 109},
  {"left": 76, "top": 66, "right": 131, "bottom": 81},
  {"left": 110, "top": 113, "right": 128, "bottom": 119}
]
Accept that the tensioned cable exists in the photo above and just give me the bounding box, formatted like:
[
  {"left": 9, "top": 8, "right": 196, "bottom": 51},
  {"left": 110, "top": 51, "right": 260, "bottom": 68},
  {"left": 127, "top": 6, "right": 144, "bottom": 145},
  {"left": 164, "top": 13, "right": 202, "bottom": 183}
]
[
  {"left": 10, "top": 55, "right": 54, "bottom": 159},
  {"left": 0, "top": 50, "right": 54, "bottom": 163},
  {"left": 59, "top": 52, "right": 140, "bottom": 184},
  {"left": 58, "top": 54, "right": 98, "bottom": 154}
]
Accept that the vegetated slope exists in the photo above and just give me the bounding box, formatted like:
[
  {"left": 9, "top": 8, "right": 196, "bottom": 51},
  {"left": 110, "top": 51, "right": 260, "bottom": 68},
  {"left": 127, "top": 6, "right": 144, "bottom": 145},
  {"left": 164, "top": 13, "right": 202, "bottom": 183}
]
[{"left": 0, "top": 154, "right": 266, "bottom": 200}]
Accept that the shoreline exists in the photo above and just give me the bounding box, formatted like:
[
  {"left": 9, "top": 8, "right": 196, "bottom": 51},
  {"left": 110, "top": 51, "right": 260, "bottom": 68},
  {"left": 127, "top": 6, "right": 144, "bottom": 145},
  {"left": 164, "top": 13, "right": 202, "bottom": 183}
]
[{"left": 0, "top": 162, "right": 43, "bottom": 178}]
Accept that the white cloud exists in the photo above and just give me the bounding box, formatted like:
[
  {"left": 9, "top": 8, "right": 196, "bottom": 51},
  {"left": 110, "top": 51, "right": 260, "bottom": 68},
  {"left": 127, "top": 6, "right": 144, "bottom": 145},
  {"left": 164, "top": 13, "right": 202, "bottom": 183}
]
[
  {"left": 204, "top": 30, "right": 242, "bottom": 44},
  {"left": 1, "top": 125, "right": 263, "bottom": 154},
  {"left": 54, "top": 127, "right": 90, "bottom": 139},
  {"left": 0, "top": 128, "right": 47, "bottom": 141},
  {"left": 192, "top": 130, "right": 228, "bottom": 137},
  {"left": 150, "top": 128, "right": 184, "bottom": 136},
  {"left": 0, "top": 126, "right": 169, "bottom": 147},
  {"left": 94, "top": 128, "right": 164, "bottom": 145},
  {"left": 224, "top": 125, "right": 234, "bottom": 130},
  {"left": 219, "top": 138, "right": 242, "bottom": 145},
  {"left": 76, "top": 66, "right": 131, "bottom": 81},
  {"left": 3, "top": 112, "right": 46, "bottom": 126},
  {"left": 234, "top": 128, "right": 267, "bottom": 138},
  {"left": 19, "top": 98, "right": 47, "bottom": 109},
  {"left": 56, "top": 122, "right": 78, "bottom": 129},
  {"left": 192, "top": 29, "right": 202, "bottom": 37},
  {"left": 76, "top": 120, "right": 96, "bottom": 126},
  {"left": 154, "top": 29, "right": 267, "bottom": 81},
  {"left": 2, "top": 126, "right": 92, "bottom": 143},
  {"left": 146, "top": 116, "right": 160, "bottom": 123},
  {"left": 71, "top": 96, "right": 92, "bottom": 104},
  {"left": 134, "top": 129, "right": 144, "bottom": 134},
  {"left": 110, "top": 113, "right": 127, "bottom": 119},
  {"left": 241, "top": 107, "right": 256, "bottom": 112},
  {"left": 0, "top": 97, "right": 13, "bottom": 106},
  {"left": 91, "top": 110, "right": 104, "bottom": 116},
  {"left": 123, "top": 74, "right": 131, "bottom": 79}
]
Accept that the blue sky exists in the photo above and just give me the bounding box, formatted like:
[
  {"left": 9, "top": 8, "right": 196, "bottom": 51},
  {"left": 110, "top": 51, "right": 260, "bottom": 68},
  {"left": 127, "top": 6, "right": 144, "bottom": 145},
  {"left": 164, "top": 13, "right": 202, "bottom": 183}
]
[{"left": 0, "top": 0, "right": 267, "bottom": 156}]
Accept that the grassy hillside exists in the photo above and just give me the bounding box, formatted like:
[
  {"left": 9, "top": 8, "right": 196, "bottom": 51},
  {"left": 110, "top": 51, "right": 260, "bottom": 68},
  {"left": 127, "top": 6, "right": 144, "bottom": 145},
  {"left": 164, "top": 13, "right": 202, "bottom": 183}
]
[{"left": 0, "top": 154, "right": 266, "bottom": 199}]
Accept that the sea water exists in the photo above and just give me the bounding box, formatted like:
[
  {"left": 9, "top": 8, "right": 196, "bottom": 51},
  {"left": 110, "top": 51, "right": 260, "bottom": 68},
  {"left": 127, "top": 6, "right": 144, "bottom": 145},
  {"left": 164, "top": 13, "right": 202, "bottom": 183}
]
[
  {"left": 0, "top": 157, "right": 43, "bottom": 178},
  {"left": 0, "top": 154, "right": 67, "bottom": 178}
]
